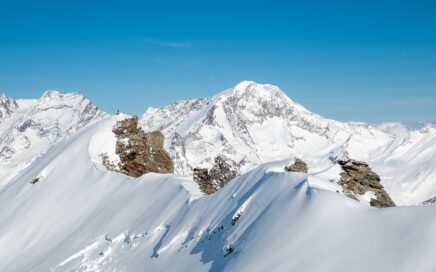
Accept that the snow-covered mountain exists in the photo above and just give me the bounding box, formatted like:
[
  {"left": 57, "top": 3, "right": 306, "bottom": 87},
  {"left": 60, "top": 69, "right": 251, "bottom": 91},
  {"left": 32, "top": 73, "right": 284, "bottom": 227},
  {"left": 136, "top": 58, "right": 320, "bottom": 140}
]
[
  {"left": 1, "top": 82, "right": 435, "bottom": 205},
  {"left": 1, "top": 116, "right": 435, "bottom": 271},
  {"left": 0, "top": 90, "right": 105, "bottom": 188},
  {"left": 1, "top": 82, "right": 436, "bottom": 271},
  {"left": 141, "top": 81, "right": 436, "bottom": 205}
]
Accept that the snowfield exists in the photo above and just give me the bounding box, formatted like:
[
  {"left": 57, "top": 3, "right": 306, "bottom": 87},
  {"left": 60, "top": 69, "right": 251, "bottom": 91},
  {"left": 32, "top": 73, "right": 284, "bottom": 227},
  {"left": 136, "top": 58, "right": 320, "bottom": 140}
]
[{"left": 0, "top": 116, "right": 435, "bottom": 272}]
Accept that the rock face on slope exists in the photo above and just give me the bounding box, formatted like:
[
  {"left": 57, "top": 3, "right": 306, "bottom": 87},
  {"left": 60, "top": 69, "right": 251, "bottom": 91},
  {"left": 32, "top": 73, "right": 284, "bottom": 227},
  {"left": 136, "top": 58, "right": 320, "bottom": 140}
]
[
  {"left": 112, "top": 117, "right": 174, "bottom": 177},
  {"left": 422, "top": 197, "right": 436, "bottom": 205},
  {"left": 193, "top": 155, "right": 239, "bottom": 194},
  {"left": 285, "top": 158, "right": 308, "bottom": 173},
  {"left": 338, "top": 159, "right": 395, "bottom": 208},
  {"left": 0, "top": 94, "right": 19, "bottom": 120},
  {"left": 193, "top": 168, "right": 217, "bottom": 194}
]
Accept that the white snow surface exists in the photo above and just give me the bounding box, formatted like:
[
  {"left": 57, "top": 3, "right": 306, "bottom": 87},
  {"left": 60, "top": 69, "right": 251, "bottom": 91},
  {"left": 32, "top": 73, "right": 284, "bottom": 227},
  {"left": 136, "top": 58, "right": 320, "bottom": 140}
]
[
  {"left": 1, "top": 116, "right": 435, "bottom": 272},
  {"left": 140, "top": 81, "right": 436, "bottom": 205}
]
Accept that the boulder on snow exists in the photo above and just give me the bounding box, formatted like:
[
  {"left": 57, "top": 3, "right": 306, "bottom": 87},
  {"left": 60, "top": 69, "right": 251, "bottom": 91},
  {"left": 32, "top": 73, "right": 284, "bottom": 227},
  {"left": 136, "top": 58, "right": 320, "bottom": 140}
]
[
  {"left": 285, "top": 158, "right": 308, "bottom": 173},
  {"left": 112, "top": 116, "right": 174, "bottom": 177},
  {"left": 338, "top": 159, "right": 395, "bottom": 208},
  {"left": 193, "top": 155, "right": 239, "bottom": 194}
]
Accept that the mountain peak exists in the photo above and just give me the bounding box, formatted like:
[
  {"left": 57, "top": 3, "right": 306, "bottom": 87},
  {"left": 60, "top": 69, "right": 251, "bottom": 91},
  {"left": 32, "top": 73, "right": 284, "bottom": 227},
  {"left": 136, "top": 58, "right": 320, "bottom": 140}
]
[
  {"left": 0, "top": 89, "right": 106, "bottom": 188},
  {"left": 41, "top": 90, "right": 61, "bottom": 99},
  {"left": 233, "top": 80, "right": 257, "bottom": 90},
  {"left": 226, "top": 81, "right": 294, "bottom": 106},
  {"left": 231, "top": 80, "right": 281, "bottom": 94},
  {"left": 0, "top": 93, "right": 15, "bottom": 103},
  {"left": 40, "top": 90, "right": 84, "bottom": 101}
]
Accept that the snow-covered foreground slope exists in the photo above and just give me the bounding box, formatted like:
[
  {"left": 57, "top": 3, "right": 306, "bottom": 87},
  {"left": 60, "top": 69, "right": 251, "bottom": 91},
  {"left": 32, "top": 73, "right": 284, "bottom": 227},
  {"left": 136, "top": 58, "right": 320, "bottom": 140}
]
[
  {"left": 0, "top": 91, "right": 105, "bottom": 188},
  {"left": 141, "top": 81, "right": 436, "bottom": 205},
  {"left": 1, "top": 116, "right": 435, "bottom": 272}
]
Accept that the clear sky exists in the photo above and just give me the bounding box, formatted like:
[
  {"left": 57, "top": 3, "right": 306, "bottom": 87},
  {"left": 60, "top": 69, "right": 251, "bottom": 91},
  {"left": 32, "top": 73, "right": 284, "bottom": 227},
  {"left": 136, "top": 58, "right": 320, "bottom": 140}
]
[{"left": 1, "top": 0, "right": 435, "bottom": 123}]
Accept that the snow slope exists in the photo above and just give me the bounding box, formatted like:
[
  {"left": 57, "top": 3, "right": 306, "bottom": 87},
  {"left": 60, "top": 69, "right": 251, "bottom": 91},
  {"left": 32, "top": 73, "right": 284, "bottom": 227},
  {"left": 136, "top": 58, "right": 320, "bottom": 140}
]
[
  {"left": 140, "top": 81, "right": 436, "bottom": 205},
  {"left": 0, "top": 116, "right": 435, "bottom": 271},
  {"left": 0, "top": 91, "right": 105, "bottom": 188}
]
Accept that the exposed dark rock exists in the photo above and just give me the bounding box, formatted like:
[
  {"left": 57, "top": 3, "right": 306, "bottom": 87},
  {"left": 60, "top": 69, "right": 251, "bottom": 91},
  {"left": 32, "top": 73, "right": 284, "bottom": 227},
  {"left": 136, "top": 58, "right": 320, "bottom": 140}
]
[
  {"left": 285, "top": 158, "right": 308, "bottom": 173},
  {"left": 193, "top": 155, "right": 239, "bottom": 194},
  {"left": 193, "top": 168, "right": 218, "bottom": 194},
  {"left": 231, "top": 213, "right": 241, "bottom": 225},
  {"left": 209, "top": 155, "right": 239, "bottom": 187},
  {"left": 224, "top": 244, "right": 234, "bottom": 256},
  {"left": 30, "top": 176, "right": 41, "bottom": 185},
  {"left": 338, "top": 159, "right": 395, "bottom": 208},
  {"left": 100, "top": 153, "right": 119, "bottom": 172},
  {"left": 112, "top": 116, "right": 174, "bottom": 177},
  {"left": 422, "top": 196, "right": 436, "bottom": 205}
]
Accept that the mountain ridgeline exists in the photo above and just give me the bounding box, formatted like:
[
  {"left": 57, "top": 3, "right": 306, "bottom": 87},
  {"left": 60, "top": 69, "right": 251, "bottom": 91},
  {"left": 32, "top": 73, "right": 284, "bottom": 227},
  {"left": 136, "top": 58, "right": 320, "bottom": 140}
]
[
  {"left": 1, "top": 82, "right": 436, "bottom": 205},
  {"left": 1, "top": 82, "right": 436, "bottom": 271}
]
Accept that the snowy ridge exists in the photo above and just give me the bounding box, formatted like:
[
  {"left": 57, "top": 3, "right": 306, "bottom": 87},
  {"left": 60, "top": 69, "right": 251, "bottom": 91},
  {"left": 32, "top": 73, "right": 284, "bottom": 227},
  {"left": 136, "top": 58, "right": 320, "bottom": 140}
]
[
  {"left": 141, "top": 81, "right": 436, "bottom": 205},
  {"left": 0, "top": 90, "right": 105, "bottom": 188},
  {"left": 0, "top": 117, "right": 435, "bottom": 271},
  {"left": 3, "top": 82, "right": 435, "bottom": 205}
]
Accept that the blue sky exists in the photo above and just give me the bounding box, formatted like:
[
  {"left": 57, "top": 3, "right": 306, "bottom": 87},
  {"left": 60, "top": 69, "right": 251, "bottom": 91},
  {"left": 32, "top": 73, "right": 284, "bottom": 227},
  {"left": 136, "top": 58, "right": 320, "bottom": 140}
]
[{"left": 1, "top": 0, "right": 435, "bottom": 123}]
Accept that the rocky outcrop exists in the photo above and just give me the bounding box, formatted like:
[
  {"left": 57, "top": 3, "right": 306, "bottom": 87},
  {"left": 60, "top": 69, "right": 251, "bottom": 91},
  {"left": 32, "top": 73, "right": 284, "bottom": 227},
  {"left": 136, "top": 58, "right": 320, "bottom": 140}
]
[
  {"left": 209, "top": 155, "right": 239, "bottom": 187},
  {"left": 338, "top": 159, "right": 395, "bottom": 208},
  {"left": 422, "top": 196, "right": 436, "bottom": 205},
  {"left": 100, "top": 153, "right": 119, "bottom": 172},
  {"left": 193, "top": 155, "right": 239, "bottom": 194},
  {"left": 285, "top": 158, "right": 308, "bottom": 173},
  {"left": 113, "top": 117, "right": 174, "bottom": 177},
  {"left": 193, "top": 168, "right": 217, "bottom": 194},
  {"left": 0, "top": 94, "right": 18, "bottom": 121},
  {"left": 30, "top": 176, "right": 41, "bottom": 185}
]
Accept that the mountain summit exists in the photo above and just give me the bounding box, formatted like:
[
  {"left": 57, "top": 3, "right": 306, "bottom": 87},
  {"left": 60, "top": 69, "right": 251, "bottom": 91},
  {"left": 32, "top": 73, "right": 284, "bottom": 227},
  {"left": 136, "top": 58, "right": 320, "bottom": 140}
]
[{"left": 140, "top": 81, "right": 436, "bottom": 205}]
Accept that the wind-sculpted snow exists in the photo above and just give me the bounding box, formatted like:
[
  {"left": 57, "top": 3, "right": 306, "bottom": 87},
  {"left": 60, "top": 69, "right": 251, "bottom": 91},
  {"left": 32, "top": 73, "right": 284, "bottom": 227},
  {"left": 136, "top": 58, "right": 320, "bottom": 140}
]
[
  {"left": 0, "top": 90, "right": 105, "bottom": 188},
  {"left": 0, "top": 116, "right": 435, "bottom": 271},
  {"left": 140, "top": 81, "right": 436, "bottom": 205}
]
